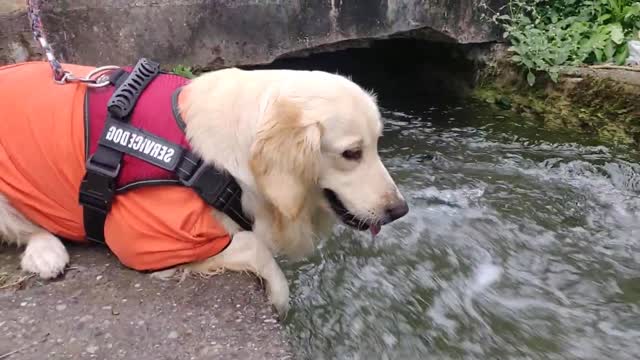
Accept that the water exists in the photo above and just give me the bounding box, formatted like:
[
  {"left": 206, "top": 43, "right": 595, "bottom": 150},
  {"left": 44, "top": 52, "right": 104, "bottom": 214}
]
[{"left": 281, "top": 98, "right": 640, "bottom": 360}]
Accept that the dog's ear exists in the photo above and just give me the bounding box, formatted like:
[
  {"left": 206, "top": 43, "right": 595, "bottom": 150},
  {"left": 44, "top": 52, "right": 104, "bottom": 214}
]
[{"left": 250, "top": 97, "right": 321, "bottom": 221}]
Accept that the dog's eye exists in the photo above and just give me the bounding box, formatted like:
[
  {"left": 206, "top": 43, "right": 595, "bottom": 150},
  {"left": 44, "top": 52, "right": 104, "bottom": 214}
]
[{"left": 342, "top": 149, "right": 362, "bottom": 161}]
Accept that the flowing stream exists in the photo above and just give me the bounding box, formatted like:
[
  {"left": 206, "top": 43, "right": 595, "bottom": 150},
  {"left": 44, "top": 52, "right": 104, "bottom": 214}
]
[{"left": 281, "top": 97, "right": 640, "bottom": 360}]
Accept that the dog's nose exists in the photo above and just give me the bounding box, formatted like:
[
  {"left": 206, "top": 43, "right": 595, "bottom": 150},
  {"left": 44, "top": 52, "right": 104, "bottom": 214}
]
[{"left": 385, "top": 201, "right": 409, "bottom": 222}]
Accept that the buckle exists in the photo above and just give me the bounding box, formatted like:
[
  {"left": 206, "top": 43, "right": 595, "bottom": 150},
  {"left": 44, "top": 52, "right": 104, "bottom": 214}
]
[
  {"left": 85, "top": 154, "right": 121, "bottom": 178},
  {"left": 179, "top": 163, "right": 240, "bottom": 211},
  {"left": 175, "top": 154, "right": 251, "bottom": 230},
  {"left": 79, "top": 174, "right": 114, "bottom": 213},
  {"left": 179, "top": 159, "right": 211, "bottom": 187},
  {"left": 212, "top": 183, "right": 241, "bottom": 210},
  {"left": 78, "top": 156, "right": 121, "bottom": 213}
]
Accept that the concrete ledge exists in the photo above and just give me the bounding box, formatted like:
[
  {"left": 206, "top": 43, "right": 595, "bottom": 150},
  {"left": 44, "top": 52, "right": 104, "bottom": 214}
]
[
  {"left": 561, "top": 66, "right": 640, "bottom": 88},
  {"left": 0, "top": 245, "right": 292, "bottom": 360},
  {"left": 1, "top": 0, "right": 505, "bottom": 68}
]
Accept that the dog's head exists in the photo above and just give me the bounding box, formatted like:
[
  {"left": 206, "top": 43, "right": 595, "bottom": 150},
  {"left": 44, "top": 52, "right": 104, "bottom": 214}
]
[{"left": 250, "top": 71, "right": 408, "bottom": 236}]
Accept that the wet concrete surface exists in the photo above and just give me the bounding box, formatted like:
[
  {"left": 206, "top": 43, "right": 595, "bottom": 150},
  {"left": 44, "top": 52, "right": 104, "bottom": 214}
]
[
  {"left": 0, "top": 244, "right": 293, "bottom": 360},
  {"left": 1, "top": 0, "right": 505, "bottom": 67}
]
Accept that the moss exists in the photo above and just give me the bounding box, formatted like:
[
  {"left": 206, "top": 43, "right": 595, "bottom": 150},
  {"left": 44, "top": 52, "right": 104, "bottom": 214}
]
[
  {"left": 170, "top": 65, "right": 196, "bottom": 79},
  {"left": 472, "top": 62, "right": 640, "bottom": 147},
  {"left": 166, "top": 64, "right": 207, "bottom": 79}
]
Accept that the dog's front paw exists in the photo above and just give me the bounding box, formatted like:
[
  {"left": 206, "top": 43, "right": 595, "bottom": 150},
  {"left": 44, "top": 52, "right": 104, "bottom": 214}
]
[
  {"left": 20, "top": 233, "right": 69, "bottom": 279},
  {"left": 266, "top": 270, "right": 290, "bottom": 318}
]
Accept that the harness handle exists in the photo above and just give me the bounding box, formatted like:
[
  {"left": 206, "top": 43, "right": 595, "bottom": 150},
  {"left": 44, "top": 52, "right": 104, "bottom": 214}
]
[{"left": 26, "top": 0, "right": 118, "bottom": 87}]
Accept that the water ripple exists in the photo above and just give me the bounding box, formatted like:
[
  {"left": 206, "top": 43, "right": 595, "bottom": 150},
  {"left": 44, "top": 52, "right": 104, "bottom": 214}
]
[{"left": 284, "top": 103, "right": 640, "bottom": 360}]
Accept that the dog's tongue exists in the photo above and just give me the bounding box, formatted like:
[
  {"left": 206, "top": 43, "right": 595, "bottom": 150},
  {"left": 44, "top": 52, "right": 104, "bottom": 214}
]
[{"left": 370, "top": 224, "right": 382, "bottom": 237}]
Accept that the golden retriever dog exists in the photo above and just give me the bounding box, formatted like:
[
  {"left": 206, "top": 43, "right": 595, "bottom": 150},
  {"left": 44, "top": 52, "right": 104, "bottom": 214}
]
[{"left": 0, "top": 63, "right": 408, "bottom": 314}]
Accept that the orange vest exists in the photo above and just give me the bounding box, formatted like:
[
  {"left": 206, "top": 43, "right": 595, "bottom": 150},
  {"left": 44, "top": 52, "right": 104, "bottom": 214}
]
[{"left": 0, "top": 62, "right": 231, "bottom": 271}]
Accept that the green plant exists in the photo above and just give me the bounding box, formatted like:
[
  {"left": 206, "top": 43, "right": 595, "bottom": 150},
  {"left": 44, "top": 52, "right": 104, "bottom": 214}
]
[
  {"left": 172, "top": 64, "right": 196, "bottom": 79},
  {"left": 495, "top": 0, "right": 640, "bottom": 85}
]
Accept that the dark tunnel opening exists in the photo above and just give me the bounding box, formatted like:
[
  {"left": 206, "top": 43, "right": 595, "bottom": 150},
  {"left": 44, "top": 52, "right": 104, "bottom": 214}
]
[{"left": 240, "top": 38, "right": 486, "bottom": 110}]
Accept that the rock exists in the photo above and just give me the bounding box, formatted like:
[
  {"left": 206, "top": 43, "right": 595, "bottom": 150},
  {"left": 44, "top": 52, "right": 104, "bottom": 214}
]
[
  {"left": 0, "top": 3, "right": 41, "bottom": 65},
  {"left": 1, "top": 0, "right": 506, "bottom": 68}
]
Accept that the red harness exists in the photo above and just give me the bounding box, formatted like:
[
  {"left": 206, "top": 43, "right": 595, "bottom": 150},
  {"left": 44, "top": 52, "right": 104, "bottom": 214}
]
[
  {"left": 86, "top": 69, "right": 191, "bottom": 190},
  {"left": 79, "top": 59, "right": 253, "bottom": 244}
]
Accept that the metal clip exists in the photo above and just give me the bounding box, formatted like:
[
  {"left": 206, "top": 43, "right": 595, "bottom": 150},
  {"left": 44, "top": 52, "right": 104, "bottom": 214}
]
[{"left": 54, "top": 65, "right": 121, "bottom": 88}]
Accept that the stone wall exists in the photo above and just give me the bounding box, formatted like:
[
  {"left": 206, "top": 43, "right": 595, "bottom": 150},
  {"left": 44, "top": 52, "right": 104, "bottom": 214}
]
[{"left": 1, "top": 0, "right": 506, "bottom": 68}]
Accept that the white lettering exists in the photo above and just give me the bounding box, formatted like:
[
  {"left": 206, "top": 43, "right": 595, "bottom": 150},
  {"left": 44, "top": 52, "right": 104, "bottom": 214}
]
[
  {"left": 127, "top": 134, "right": 136, "bottom": 148},
  {"left": 112, "top": 129, "right": 124, "bottom": 143},
  {"left": 157, "top": 146, "right": 167, "bottom": 161},
  {"left": 133, "top": 135, "right": 143, "bottom": 151},
  {"left": 150, "top": 143, "right": 162, "bottom": 158},
  {"left": 119, "top": 131, "right": 130, "bottom": 146},
  {"left": 143, "top": 140, "right": 154, "bottom": 155},
  {"left": 105, "top": 126, "right": 116, "bottom": 141},
  {"left": 164, "top": 148, "right": 175, "bottom": 163},
  {"left": 103, "top": 125, "right": 179, "bottom": 165}
]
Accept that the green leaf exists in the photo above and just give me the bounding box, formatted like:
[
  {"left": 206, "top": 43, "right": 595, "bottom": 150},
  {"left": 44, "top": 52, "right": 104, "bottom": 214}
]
[
  {"left": 534, "top": 58, "right": 548, "bottom": 69},
  {"left": 555, "top": 49, "right": 570, "bottom": 64},
  {"left": 614, "top": 44, "right": 630, "bottom": 65},
  {"left": 596, "top": 48, "right": 605, "bottom": 63},
  {"left": 172, "top": 65, "right": 195, "bottom": 79},
  {"left": 527, "top": 71, "right": 536, "bottom": 86},
  {"left": 597, "top": 14, "right": 612, "bottom": 23},
  {"left": 609, "top": 23, "right": 625, "bottom": 44},
  {"left": 496, "top": 0, "right": 637, "bottom": 82},
  {"left": 624, "top": 4, "right": 640, "bottom": 21},
  {"left": 604, "top": 41, "right": 615, "bottom": 60}
]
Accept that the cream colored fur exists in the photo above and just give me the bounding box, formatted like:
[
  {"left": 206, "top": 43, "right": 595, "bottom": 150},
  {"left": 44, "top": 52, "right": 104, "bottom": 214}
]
[{"left": 0, "top": 67, "right": 406, "bottom": 315}]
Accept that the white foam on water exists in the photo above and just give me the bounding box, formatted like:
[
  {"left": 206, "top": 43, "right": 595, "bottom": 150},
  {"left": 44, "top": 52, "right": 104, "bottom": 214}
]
[
  {"left": 461, "top": 263, "right": 503, "bottom": 329},
  {"left": 469, "top": 263, "right": 503, "bottom": 293}
]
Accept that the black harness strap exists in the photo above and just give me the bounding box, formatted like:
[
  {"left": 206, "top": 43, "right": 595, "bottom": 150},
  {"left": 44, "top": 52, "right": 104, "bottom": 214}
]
[
  {"left": 79, "top": 58, "right": 254, "bottom": 244},
  {"left": 79, "top": 58, "right": 161, "bottom": 244},
  {"left": 176, "top": 152, "right": 252, "bottom": 231}
]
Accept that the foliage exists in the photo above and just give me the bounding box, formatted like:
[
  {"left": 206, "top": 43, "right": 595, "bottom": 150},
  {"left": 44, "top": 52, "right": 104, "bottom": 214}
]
[
  {"left": 172, "top": 64, "right": 196, "bottom": 79},
  {"left": 494, "top": 0, "right": 640, "bottom": 85}
]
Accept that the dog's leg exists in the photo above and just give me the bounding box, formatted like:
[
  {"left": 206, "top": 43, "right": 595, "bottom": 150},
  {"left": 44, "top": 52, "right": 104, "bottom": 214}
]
[
  {"left": 186, "top": 231, "right": 290, "bottom": 315},
  {"left": 0, "top": 194, "right": 69, "bottom": 279}
]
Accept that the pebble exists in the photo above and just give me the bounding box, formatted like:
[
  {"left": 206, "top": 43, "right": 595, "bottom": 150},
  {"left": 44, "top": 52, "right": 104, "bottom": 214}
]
[
  {"left": 167, "top": 331, "right": 179, "bottom": 339},
  {"left": 56, "top": 304, "right": 67, "bottom": 311},
  {"left": 86, "top": 345, "right": 99, "bottom": 354}
]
